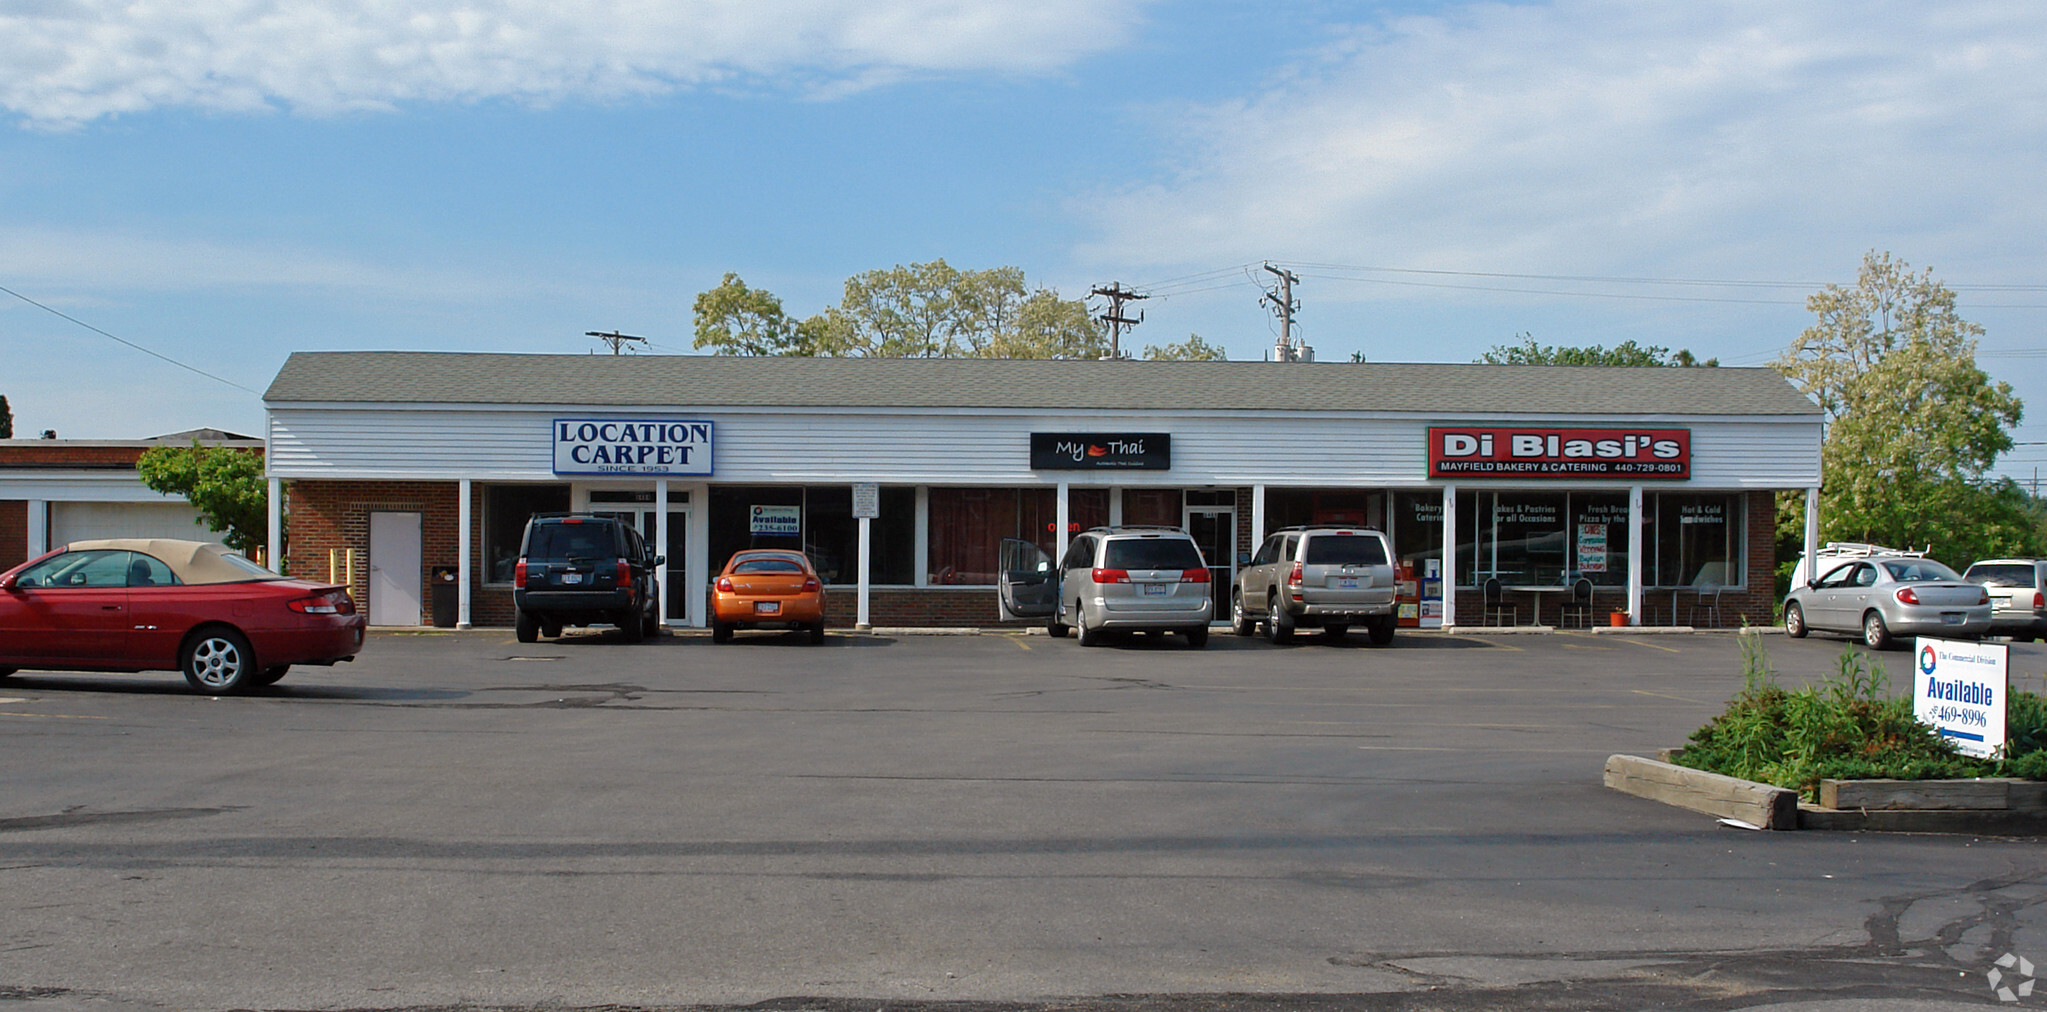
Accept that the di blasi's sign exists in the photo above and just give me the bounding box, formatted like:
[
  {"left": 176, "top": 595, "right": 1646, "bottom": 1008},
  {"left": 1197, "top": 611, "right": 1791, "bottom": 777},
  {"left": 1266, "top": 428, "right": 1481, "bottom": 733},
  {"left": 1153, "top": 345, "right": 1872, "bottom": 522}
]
[
  {"left": 553, "top": 419, "right": 714, "bottom": 476},
  {"left": 1914, "top": 637, "right": 2008, "bottom": 759},
  {"left": 1428, "top": 426, "right": 1690, "bottom": 479},
  {"left": 1031, "top": 432, "right": 1171, "bottom": 471}
]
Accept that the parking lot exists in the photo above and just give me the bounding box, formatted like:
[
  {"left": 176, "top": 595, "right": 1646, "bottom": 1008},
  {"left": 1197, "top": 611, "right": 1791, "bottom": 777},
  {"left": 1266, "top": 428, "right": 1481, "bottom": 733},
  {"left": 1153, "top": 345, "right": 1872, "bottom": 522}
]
[{"left": 2, "top": 628, "right": 2044, "bottom": 1012}]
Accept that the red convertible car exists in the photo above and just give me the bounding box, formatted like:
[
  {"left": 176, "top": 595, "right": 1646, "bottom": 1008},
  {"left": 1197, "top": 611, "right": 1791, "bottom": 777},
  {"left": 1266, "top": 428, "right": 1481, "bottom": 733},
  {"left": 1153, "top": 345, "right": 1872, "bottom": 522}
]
[{"left": 0, "top": 538, "right": 366, "bottom": 694}]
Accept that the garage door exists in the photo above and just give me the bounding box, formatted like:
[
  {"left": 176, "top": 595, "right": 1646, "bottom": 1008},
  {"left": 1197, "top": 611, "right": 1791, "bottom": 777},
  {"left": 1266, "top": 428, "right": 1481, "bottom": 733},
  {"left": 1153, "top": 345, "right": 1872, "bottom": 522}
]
[{"left": 49, "top": 501, "right": 224, "bottom": 546}]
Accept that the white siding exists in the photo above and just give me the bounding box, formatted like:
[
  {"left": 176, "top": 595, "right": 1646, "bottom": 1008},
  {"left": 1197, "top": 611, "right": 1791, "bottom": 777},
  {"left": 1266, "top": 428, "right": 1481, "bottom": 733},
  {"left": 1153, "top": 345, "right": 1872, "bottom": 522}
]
[{"left": 267, "top": 406, "right": 1821, "bottom": 488}]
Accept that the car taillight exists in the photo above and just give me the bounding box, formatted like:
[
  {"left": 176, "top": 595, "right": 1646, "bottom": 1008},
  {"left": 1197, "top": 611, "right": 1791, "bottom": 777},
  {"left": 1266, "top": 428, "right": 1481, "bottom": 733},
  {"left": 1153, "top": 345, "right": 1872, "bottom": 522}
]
[
  {"left": 289, "top": 591, "right": 349, "bottom": 615},
  {"left": 2034, "top": 591, "right": 2045, "bottom": 610},
  {"left": 1287, "top": 562, "right": 1303, "bottom": 586},
  {"left": 1092, "top": 568, "right": 1130, "bottom": 584},
  {"left": 1975, "top": 589, "right": 1990, "bottom": 606},
  {"left": 1180, "top": 568, "right": 1209, "bottom": 583},
  {"left": 1896, "top": 587, "right": 1919, "bottom": 605},
  {"left": 514, "top": 559, "right": 527, "bottom": 589},
  {"left": 802, "top": 578, "right": 820, "bottom": 592},
  {"left": 716, "top": 576, "right": 734, "bottom": 593},
  {"left": 616, "top": 558, "right": 631, "bottom": 583}
]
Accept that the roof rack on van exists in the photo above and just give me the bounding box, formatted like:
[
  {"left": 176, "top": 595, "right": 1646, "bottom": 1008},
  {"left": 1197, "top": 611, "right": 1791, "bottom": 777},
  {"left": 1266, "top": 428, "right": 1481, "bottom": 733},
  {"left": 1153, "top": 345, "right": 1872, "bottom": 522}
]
[
  {"left": 1084, "top": 525, "right": 1186, "bottom": 534},
  {"left": 1807, "top": 542, "right": 1927, "bottom": 559}
]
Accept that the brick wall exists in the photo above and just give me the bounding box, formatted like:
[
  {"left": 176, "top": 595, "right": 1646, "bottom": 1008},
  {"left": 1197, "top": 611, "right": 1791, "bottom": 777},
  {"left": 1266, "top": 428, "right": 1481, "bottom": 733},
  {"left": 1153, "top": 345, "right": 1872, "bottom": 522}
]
[
  {"left": 283, "top": 479, "right": 461, "bottom": 624},
  {"left": 0, "top": 499, "right": 26, "bottom": 572},
  {"left": 0, "top": 445, "right": 148, "bottom": 467}
]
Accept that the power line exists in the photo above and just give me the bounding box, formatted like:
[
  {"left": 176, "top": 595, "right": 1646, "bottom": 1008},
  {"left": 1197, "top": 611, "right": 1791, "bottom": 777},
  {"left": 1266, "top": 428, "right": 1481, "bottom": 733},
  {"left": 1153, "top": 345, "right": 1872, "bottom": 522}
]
[
  {"left": 1089, "top": 283, "right": 1148, "bottom": 359},
  {"left": 0, "top": 282, "right": 260, "bottom": 396},
  {"left": 585, "top": 330, "right": 647, "bottom": 355}
]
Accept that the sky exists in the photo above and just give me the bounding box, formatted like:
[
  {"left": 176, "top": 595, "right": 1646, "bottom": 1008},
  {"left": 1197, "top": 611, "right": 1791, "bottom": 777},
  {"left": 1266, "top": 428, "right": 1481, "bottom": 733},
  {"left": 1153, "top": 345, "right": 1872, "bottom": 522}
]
[{"left": 2, "top": 0, "right": 2044, "bottom": 485}]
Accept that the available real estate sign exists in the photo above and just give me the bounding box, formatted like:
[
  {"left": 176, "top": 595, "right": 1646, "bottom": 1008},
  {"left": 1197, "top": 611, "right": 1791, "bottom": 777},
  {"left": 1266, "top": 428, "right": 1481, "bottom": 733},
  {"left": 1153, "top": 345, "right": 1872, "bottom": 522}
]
[
  {"left": 1913, "top": 637, "right": 2008, "bottom": 759},
  {"left": 1428, "top": 427, "right": 1690, "bottom": 479}
]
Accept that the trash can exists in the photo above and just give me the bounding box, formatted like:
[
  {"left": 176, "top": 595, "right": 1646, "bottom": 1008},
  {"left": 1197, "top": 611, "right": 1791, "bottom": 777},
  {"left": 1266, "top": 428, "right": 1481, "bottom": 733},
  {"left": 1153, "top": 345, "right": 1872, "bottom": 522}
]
[{"left": 430, "top": 565, "right": 459, "bottom": 628}]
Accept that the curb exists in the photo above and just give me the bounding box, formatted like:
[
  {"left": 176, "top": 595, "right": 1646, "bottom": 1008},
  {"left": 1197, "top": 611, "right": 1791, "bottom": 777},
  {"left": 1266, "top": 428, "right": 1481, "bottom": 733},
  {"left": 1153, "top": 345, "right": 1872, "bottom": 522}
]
[{"left": 1608, "top": 754, "right": 2047, "bottom": 835}]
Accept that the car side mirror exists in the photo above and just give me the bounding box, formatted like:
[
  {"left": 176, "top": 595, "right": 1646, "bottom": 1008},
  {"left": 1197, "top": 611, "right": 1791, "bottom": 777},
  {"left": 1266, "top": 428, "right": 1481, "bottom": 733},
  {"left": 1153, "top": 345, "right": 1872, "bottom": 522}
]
[
  {"left": 0, "top": 574, "right": 15, "bottom": 591},
  {"left": 652, "top": 554, "right": 666, "bottom": 566},
  {"left": 1036, "top": 560, "right": 1049, "bottom": 574}
]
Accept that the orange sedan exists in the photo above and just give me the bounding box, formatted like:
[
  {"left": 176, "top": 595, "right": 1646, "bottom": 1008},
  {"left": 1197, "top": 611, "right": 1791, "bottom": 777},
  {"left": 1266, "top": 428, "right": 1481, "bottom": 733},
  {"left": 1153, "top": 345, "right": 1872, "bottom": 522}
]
[{"left": 711, "top": 550, "right": 828, "bottom": 644}]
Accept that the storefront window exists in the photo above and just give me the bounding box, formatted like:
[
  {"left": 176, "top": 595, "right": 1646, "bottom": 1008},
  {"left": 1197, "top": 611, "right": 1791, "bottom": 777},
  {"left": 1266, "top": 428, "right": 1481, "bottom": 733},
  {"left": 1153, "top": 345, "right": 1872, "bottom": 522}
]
[
  {"left": 1453, "top": 490, "right": 1631, "bottom": 588},
  {"left": 1654, "top": 493, "right": 1742, "bottom": 587},
  {"left": 1391, "top": 492, "right": 1442, "bottom": 570},
  {"left": 1266, "top": 489, "right": 1382, "bottom": 529},
  {"left": 802, "top": 486, "right": 917, "bottom": 585},
  {"left": 483, "top": 484, "right": 570, "bottom": 583},
  {"left": 927, "top": 487, "right": 1108, "bottom": 585}
]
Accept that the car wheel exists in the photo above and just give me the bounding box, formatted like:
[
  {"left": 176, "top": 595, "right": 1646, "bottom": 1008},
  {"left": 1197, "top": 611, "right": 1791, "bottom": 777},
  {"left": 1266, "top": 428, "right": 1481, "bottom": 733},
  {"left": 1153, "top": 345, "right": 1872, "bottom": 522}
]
[
  {"left": 182, "top": 627, "right": 257, "bottom": 695},
  {"left": 1784, "top": 602, "right": 1807, "bottom": 639},
  {"left": 616, "top": 609, "right": 644, "bottom": 643},
  {"left": 1077, "top": 602, "right": 1103, "bottom": 647},
  {"left": 711, "top": 619, "right": 733, "bottom": 644},
  {"left": 1367, "top": 618, "right": 1395, "bottom": 646},
  {"left": 642, "top": 606, "right": 661, "bottom": 639},
  {"left": 1322, "top": 624, "right": 1349, "bottom": 642},
  {"left": 515, "top": 611, "right": 539, "bottom": 643},
  {"left": 1186, "top": 625, "right": 1209, "bottom": 649},
  {"left": 1863, "top": 611, "right": 1893, "bottom": 650},
  {"left": 1231, "top": 592, "right": 1256, "bottom": 636},
  {"left": 1266, "top": 594, "right": 1294, "bottom": 644},
  {"left": 808, "top": 621, "right": 826, "bottom": 645},
  {"left": 251, "top": 665, "right": 290, "bottom": 687}
]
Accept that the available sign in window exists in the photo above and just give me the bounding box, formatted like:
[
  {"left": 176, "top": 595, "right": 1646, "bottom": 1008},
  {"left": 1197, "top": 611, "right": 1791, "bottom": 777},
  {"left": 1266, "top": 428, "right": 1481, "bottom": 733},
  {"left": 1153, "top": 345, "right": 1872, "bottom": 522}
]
[
  {"left": 750, "top": 505, "right": 801, "bottom": 537},
  {"left": 1913, "top": 638, "right": 2007, "bottom": 759}
]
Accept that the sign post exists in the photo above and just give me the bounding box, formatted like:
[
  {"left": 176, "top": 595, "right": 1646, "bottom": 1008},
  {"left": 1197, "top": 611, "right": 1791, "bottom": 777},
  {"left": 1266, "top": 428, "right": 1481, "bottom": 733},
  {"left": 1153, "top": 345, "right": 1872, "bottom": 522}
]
[
  {"left": 1913, "top": 638, "right": 2008, "bottom": 759},
  {"left": 852, "top": 484, "right": 879, "bottom": 630}
]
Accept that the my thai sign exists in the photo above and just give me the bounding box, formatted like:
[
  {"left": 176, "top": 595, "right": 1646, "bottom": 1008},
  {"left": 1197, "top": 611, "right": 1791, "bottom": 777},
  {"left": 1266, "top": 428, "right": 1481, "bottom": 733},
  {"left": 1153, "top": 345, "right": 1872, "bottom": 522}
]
[
  {"left": 1914, "top": 638, "right": 2008, "bottom": 759},
  {"left": 553, "top": 419, "right": 714, "bottom": 476},
  {"left": 1031, "top": 432, "right": 1171, "bottom": 470},
  {"left": 1428, "top": 427, "right": 1690, "bottom": 479}
]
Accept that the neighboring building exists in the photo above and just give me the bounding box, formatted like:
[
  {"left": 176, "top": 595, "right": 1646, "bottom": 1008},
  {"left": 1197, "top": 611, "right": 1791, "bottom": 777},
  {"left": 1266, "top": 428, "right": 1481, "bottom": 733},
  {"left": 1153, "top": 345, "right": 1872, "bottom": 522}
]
[
  {"left": 262, "top": 352, "right": 1822, "bottom": 631},
  {"left": 0, "top": 429, "right": 262, "bottom": 571}
]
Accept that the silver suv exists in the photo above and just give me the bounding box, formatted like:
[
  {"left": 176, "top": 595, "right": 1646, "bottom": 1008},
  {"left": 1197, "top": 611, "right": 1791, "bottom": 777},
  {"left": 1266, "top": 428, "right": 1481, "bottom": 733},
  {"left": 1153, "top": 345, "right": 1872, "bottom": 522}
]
[
  {"left": 1963, "top": 559, "right": 2047, "bottom": 641},
  {"left": 1231, "top": 526, "right": 1396, "bottom": 644},
  {"left": 998, "top": 527, "right": 1212, "bottom": 647}
]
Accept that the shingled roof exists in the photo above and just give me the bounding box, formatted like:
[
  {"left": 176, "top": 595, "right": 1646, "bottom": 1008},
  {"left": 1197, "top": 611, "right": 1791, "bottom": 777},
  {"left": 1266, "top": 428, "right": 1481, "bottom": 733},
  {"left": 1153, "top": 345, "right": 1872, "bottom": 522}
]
[{"left": 265, "top": 351, "right": 1820, "bottom": 417}]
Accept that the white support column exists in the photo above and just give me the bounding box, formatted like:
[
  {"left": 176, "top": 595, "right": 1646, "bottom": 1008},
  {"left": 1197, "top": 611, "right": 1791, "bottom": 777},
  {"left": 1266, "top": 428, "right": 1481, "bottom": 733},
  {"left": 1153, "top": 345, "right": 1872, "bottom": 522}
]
[
  {"left": 687, "top": 483, "right": 710, "bottom": 627},
  {"left": 1439, "top": 484, "right": 1457, "bottom": 629},
  {"left": 26, "top": 499, "right": 48, "bottom": 557},
  {"left": 457, "top": 478, "right": 472, "bottom": 628},
  {"left": 1627, "top": 485, "right": 1646, "bottom": 625},
  {"left": 857, "top": 516, "right": 872, "bottom": 629},
  {"left": 1250, "top": 484, "right": 1266, "bottom": 545},
  {"left": 1056, "top": 481, "right": 1070, "bottom": 562},
  {"left": 914, "top": 486, "right": 930, "bottom": 587},
  {"left": 1108, "top": 486, "right": 1124, "bottom": 526},
  {"left": 1803, "top": 486, "right": 1820, "bottom": 583},
  {"left": 655, "top": 479, "right": 670, "bottom": 627},
  {"left": 266, "top": 478, "right": 281, "bottom": 570}
]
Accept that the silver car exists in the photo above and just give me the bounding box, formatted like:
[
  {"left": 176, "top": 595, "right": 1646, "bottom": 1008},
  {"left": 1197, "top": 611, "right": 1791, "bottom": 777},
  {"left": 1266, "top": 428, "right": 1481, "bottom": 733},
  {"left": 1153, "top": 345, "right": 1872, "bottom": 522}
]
[
  {"left": 1230, "top": 526, "right": 1397, "bottom": 645},
  {"left": 1963, "top": 558, "right": 2047, "bottom": 642},
  {"left": 1784, "top": 555, "right": 1991, "bottom": 649},
  {"left": 999, "top": 527, "right": 1212, "bottom": 647}
]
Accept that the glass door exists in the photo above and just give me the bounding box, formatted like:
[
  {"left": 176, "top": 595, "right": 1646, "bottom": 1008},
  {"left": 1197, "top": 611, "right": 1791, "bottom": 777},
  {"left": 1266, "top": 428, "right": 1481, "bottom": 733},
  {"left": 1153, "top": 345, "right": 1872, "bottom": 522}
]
[{"left": 1183, "top": 507, "right": 1236, "bottom": 594}]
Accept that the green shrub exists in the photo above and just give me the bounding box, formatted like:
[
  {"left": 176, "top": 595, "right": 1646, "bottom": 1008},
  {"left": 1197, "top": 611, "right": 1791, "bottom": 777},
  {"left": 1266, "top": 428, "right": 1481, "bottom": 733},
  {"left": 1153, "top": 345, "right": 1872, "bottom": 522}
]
[{"left": 1675, "top": 636, "right": 2045, "bottom": 799}]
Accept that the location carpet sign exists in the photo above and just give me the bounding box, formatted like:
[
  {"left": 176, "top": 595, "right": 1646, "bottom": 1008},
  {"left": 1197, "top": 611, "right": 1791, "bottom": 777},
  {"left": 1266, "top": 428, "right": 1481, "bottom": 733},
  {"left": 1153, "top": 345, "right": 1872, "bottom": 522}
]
[{"left": 1914, "top": 637, "right": 2008, "bottom": 759}]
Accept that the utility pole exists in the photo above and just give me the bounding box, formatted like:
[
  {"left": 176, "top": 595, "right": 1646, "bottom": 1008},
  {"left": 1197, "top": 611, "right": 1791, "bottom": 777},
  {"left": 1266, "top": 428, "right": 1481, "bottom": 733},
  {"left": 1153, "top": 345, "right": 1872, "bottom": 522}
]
[
  {"left": 1090, "top": 283, "right": 1148, "bottom": 359},
  {"left": 1261, "top": 262, "right": 1309, "bottom": 361},
  {"left": 586, "top": 330, "right": 647, "bottom": 355}
]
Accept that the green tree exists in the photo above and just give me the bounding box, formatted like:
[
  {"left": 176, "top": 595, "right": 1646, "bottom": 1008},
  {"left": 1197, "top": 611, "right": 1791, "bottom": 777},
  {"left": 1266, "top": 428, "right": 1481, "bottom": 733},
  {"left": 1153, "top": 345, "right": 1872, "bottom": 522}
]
[
  {"left": 1143, "top": 334, "right": 1227, "bottom": 361},
  {"left": 0, "top": 394, "right": 11, "bottom": 438},
  {"left": 1773, "top": 251, "right": 2038, "bottom": 565},
  {"left": 1479, "top": 333, "right": 1718, "bottom": 367},
  {"left": 692, "top": 260, "right": 1106, "bottom": 359},
  {"left": 692, "top": 273, "right": 817, "bottom": 356},
  {"left": 135, "top": 443, "right": 270, "bottom": 556}
]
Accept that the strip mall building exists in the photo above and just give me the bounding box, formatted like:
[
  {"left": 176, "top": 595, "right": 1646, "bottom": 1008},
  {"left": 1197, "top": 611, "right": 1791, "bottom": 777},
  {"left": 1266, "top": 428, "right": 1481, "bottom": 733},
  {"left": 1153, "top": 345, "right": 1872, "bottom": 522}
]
[{"left": 261, "top": 352, "right": 1823, "bottom": 630}]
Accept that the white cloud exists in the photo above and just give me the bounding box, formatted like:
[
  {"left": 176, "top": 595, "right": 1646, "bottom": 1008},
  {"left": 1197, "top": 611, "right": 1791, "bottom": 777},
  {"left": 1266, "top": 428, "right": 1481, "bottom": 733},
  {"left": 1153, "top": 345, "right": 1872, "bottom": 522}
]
[
  {"left": 1078, "top": 1, "right": 2047, "bottom": 287},
  {"left": 0, "top": 0, "right": 1146, "bottom": 125}
]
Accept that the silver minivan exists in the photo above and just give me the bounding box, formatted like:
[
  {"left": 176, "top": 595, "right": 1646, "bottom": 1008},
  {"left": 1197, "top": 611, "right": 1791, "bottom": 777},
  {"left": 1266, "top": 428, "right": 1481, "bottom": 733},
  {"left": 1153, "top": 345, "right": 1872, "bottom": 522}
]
[
  {"left": 999, "top": 527, "right": 1212, "bottom": 647},
  {"left": 1231, "top": 526, "right": 1397, "bottom": 644},
  {"left": 1963, "top": 558, "right": 2047, "bottom": 641}
]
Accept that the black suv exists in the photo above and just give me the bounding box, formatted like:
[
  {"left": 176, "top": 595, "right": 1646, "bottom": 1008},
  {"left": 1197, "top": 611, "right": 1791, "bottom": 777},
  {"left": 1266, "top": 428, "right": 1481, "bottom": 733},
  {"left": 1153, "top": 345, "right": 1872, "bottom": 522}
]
[{"left": 512, "top": 513, "right": 663, "bottom": 643}]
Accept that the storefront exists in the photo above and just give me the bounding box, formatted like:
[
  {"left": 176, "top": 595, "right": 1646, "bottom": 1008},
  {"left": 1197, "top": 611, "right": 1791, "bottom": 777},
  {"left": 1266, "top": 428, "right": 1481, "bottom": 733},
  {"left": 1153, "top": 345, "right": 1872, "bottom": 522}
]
[
  {"left": 1, "top": 430, "right": 261, "bottom": 571},
  {"left": 262, "top": 352, "right": 1822, "bottom": 629}
]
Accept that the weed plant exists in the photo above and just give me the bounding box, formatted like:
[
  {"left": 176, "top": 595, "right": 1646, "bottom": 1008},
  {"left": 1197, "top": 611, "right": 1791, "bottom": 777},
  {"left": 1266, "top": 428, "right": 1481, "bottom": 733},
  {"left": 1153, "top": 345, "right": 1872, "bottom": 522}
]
[{"left": 1676, "top": 634, "right": 2047, "bottom": 799}]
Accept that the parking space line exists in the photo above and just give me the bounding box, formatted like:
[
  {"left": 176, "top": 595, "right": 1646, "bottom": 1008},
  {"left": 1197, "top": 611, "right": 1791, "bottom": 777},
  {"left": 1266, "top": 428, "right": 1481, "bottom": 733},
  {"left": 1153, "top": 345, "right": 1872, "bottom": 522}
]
[
  {"left": 1615, "top": 636, "right": 1684, "bottom": 654},
  {"left": 0, "top": 711, "right": 110, "bottom": 720}
]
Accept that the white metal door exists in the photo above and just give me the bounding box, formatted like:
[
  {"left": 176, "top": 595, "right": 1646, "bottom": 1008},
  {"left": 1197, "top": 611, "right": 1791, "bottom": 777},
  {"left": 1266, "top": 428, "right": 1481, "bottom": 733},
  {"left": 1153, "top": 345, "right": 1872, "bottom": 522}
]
[{"left": 369, "top": 511, "right": 422, "bottom": 627}]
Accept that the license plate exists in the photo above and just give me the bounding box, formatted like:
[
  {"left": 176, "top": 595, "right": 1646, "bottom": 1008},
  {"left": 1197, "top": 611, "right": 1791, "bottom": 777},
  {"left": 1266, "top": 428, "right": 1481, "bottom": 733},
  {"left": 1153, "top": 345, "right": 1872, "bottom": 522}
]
[
  {"left": 561, "top": 572, "right": 582, "bottom": 585},
  {"left": 1142, "top": 583, "right": 1168, "bottom": 596},
  {"left": 1942, "top": 612, "right": 1963, "bottom": 625},
  {"left": 756, "top": 601, "right": 781, "bottom": 614},
  {"left": 1335, "top": 577, "right": 1360, "bottom": 589}
]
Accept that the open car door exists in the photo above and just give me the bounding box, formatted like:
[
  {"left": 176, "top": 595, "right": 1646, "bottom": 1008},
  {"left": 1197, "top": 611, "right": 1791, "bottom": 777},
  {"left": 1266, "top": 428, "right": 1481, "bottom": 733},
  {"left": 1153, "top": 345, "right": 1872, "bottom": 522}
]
[{"left": 997, "top": 538, "right": 1057, "bottom": 621}]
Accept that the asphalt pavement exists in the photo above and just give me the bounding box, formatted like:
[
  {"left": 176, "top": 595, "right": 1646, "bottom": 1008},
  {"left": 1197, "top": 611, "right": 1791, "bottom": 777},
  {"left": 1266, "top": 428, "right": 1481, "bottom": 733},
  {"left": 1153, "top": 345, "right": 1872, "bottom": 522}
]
[{"left": 1, "top": 626, "right": 2043, "bottom": 1012}]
